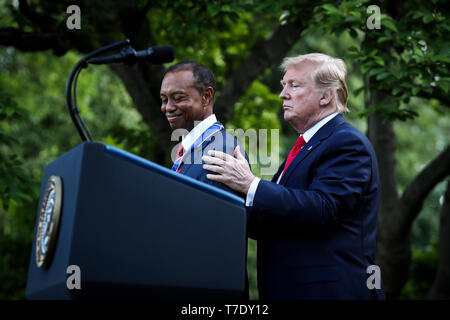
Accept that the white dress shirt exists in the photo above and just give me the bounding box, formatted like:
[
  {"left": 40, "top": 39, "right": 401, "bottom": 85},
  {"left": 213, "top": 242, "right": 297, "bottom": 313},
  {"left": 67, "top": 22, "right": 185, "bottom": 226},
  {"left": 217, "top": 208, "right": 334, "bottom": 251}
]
[
  {"left": 179, "top": 114, "right": 218, "bottom": 154},
  {"left": 245, "top": 112, "right": 339, "bottom": 206}
]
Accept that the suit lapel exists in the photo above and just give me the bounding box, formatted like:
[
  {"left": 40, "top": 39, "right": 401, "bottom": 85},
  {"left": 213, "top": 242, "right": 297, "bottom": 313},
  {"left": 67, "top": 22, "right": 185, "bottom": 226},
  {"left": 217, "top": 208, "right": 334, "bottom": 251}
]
[
  {"left": 278, "top": 140, "right": 319, "bottom": 185},
  {"left": 279, "top": 114, "right": 346, "bottom": 185},
  {"left": 272, "top": 159, "right": 286, "bottom": 183},
  {"left": 178, "top": 159, "right": 191, "bottom": 175},
  {"left": 178, "top": 129, "right": 222, "bottom": 176}
]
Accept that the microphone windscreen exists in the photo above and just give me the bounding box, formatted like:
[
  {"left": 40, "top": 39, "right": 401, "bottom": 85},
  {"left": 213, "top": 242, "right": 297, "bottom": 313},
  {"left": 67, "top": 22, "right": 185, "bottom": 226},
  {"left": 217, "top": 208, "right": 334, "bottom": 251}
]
[{"left": 151, "top": 46, "right": 175, "bottom": 64}]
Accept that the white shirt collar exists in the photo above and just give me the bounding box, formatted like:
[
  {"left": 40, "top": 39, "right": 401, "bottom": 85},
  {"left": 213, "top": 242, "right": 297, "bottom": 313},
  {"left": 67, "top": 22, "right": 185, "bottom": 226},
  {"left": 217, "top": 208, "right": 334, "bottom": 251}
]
[
  {"left": 275, "top": 112, "right": 340, "bottom": 184},
  {"left": 302, "top": 112, "right": 339, "bottom": 143},
  {"left": 181, "top": 114, "right": 217, "bottom": 151}
]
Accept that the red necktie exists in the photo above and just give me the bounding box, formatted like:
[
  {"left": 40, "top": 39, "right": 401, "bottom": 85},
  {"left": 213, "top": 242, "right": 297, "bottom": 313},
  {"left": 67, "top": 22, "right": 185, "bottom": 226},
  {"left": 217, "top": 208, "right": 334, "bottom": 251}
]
[
  {"left": 282, "top": 135, "right": 306, "bottom": 174},
  {"left": 176, "top": 144, "right": 184, "bottom": 173}
]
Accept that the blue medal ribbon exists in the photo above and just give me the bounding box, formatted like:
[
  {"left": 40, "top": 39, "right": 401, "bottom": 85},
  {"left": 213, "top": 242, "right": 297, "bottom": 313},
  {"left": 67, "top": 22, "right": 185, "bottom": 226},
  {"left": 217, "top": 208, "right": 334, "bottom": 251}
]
[{"left": 172, "top": 121, "right": 224, "bottom": 172}]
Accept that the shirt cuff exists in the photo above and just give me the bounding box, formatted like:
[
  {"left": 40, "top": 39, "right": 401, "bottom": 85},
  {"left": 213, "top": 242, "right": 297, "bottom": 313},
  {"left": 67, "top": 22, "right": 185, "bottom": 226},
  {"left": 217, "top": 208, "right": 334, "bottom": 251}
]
[{"left": 245, "top": 177, "right": 261, "bottom": 207}]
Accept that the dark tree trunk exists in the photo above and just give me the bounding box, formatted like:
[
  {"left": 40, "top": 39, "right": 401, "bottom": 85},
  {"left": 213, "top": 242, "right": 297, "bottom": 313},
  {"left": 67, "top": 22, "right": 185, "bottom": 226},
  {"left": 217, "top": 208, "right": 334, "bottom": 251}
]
[
  {"left": 368, "top": 111, "right": 411, "bottom": 299},
  {"left": 369, "top": 107, "right": 450, "bottom": 298},
  {"left": 110, "top": 63, "right": 170, "bottom": 164}
]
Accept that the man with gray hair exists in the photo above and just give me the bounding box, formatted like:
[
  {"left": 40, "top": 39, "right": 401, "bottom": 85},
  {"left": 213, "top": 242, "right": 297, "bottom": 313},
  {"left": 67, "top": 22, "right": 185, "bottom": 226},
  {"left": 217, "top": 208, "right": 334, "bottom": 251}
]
[{"left": 202, "top": 53, "right": 385, "bottom": 299}]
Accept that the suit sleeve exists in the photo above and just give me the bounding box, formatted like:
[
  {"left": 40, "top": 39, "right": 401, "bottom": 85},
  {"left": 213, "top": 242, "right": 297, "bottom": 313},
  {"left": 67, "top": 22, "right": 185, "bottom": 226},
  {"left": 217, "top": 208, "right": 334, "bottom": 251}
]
[
  {"left": 250, "top": 132, "right": 373, "bottom": 228},
  {"left": 199, "top": 132, "right": 250, "bottom": 200}
]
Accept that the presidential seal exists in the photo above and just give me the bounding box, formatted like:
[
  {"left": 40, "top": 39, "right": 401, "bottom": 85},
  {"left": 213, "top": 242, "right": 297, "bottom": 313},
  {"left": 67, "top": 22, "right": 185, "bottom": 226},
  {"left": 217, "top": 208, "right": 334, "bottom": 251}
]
[{"left": 36, "top": 175, "right": 63, "bottom": 268}]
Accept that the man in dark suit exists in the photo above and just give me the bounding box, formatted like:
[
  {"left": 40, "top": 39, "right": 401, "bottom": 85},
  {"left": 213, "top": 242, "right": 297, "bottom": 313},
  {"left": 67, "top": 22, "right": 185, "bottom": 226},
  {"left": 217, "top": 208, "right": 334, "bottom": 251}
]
[
  {"left": 202, "top": 53, "right": 385, "bottom": 299},
  {"left": 160, "top": 60, "right": 248, "bottom": 198}
]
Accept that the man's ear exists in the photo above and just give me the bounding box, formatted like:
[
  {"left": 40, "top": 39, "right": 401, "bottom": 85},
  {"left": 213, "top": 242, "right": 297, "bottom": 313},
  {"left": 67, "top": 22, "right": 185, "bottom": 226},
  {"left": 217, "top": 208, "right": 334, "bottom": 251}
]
[
  {"left": 319, "top": 89, "right": 334, "bottom": 107},
  {"left": 202, "top": 87, "right": 214, "bottom": 107}
]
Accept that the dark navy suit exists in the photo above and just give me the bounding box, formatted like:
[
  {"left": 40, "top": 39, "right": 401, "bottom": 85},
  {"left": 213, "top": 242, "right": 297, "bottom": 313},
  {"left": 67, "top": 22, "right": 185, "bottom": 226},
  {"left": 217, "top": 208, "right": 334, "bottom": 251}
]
[
  {"left": 248, "top": 114, "right": 385, "bottom": 300},
  {"left": 179, "top": 128, "right": 248, "bottom": 199}
]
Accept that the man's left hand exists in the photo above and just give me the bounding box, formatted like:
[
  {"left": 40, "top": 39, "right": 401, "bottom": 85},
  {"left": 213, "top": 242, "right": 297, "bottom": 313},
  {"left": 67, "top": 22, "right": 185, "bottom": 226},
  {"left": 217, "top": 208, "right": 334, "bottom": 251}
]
[{"left": 202, "top": 145, "right": 255, "bottom": 194}]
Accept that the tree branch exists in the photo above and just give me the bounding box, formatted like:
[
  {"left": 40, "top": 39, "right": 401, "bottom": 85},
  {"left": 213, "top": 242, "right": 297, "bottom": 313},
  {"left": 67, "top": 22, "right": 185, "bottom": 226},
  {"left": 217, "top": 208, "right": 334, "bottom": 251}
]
[
  {"left": 0, "top": 26, "right": 102, "bottom": 56},
  {"left": 214, "top": 17, "right": 304, "bottom": 123},
  {"left": 399, "top": 145, "right": 450, "bottom": 233},
  {"left": 417, "top": 89, "right": 450, "bottom": 108},
  {"left": 0, "top": 27, "right": 62, "bottom": 52},
  {"left": 115, "top": 1, "right": 156, "bottom": 49},
  {"left": 18, "top": 0, "right": 57, "bottom": 30}
]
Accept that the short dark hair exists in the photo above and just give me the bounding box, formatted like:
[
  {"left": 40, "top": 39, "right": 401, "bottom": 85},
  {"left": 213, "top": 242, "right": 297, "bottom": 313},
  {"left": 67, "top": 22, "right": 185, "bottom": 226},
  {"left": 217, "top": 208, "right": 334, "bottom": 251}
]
[{"left": 164, "top": 60, "right": 216, "bottom": 97}]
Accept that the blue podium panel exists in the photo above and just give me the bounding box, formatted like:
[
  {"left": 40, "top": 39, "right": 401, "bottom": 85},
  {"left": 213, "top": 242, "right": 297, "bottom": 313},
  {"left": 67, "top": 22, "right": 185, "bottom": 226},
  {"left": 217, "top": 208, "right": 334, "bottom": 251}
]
[{"left": 26, "top": 142, "right": 247, "bottom": 299}]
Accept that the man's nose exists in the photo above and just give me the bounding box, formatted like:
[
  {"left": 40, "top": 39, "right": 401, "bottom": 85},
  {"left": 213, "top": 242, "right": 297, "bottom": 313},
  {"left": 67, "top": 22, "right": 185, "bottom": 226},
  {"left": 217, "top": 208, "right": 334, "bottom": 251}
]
[
  {"left": 165, "top": 100, "right": 177, "bottom": 112},
  {"left": 279, "top": 86, "right": 289, "bottom": 100}
]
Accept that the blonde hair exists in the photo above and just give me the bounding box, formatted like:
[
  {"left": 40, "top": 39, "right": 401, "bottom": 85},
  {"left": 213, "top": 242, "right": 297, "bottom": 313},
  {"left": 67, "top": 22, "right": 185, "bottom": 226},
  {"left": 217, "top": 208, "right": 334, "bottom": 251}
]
[{"left": 281, "top": 53, "right": 349, "bottom": 113}]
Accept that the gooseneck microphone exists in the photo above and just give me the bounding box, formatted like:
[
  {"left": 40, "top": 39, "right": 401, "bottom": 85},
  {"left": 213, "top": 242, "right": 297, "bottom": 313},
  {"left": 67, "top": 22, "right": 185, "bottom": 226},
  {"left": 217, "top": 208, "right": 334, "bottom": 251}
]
[
  {"left": 88, "top": 45, "right": 175, "bottom": 66},
  {"left": 66, "top": 39, "right": 175, "bottom": 142}
]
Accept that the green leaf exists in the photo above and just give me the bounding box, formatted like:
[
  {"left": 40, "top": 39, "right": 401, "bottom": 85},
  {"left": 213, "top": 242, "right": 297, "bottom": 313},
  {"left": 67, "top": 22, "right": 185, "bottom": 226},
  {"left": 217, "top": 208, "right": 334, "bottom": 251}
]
[
  {"left": 345, "top": 15, "right": 360, "bottom": 23},
  {"left": 374, "top": 56, "right": 385, "bottom": 66},
  {"left": 354, "top": 86, "right": 366, "bottom": 97},
  {"left": 377, "top": 36, "right": 392, "bottom": 44},
  {"left": 422, "top": 86, "right": 433, "bottom": 94},
  {"left": 410, "top": 11, "right": 424, "bottom": 19},
  {"left": 423, "top": 14, "right": 433, "bottom": 24},
  {"left": 414, "top": 46, "right": 424, "bottom": 57},
  {"left": 322, "top": 4, "right": 340, "bottom": 14},
  {"left": 369, "top": 68, "right": 384, "bottom": 76},
  {"left": 221, "top": 5, "right": 232, "bottom": 12},
  {"left": 433, "top": 55, "right": 450, "bottom": 63},
  {"left": 392, "top": 87, "right": 402, "bottom": 95},
  {"left": 207, "top": 6, "right": 220, "bottom": 17},
  {"left": 376, "top": 72, "right": 391, "bottom": 80},
  {"left": 437, "top": 79, "right": 450, "bottom": 93},
  {"left": 381, "top": 19, "right": 398, "bottom": 32},
  {"left": 5, "top": 107, "right": 14, "bottom": 117},
  {"left": 348, "top": 46, "right": 360, "bottom": 54},
  {"left": 411, "top": 87, "right": 421, "bottom": 95},
  {"left": 361, "top": 61, "right": 375, "bottom": 73},
  {"left": 368, "top": 49, "right": 378, "bottom": 56}
]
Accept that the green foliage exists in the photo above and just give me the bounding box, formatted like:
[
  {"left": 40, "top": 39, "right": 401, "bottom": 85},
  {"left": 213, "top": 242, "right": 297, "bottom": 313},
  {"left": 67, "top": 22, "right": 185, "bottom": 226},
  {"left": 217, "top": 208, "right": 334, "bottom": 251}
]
[
  {"left": 399, "top": 238, "right": 439, "bottom": 299},
  {"left": 228, "top": 80, "right": 282, "bottom": 180},
  {"left": 229, "top": 80, "right": 281, "bottom": 131},
  {"left": 0, "top": 84, "right": 39, "bottom": 300},
  {"left": 247, "top": 239, "right": 258, "bottom": 300},
  {"left": 148, "top": 1, "right": 280, "bottom": 90},
  {"left": 0, "top": 231, "right": 33, "bottom": 299},
  {"left": 395, "top": 99, "right": 450, "bottom": 193},
  {"left": 310, "top": 0, "right": 449, "bottom": 121},
  {"left": 0, "top": 85, "right": 36, "bottom": 211},
  {"left": 0, "top": 47, "right": 141, "bottom": 299}
]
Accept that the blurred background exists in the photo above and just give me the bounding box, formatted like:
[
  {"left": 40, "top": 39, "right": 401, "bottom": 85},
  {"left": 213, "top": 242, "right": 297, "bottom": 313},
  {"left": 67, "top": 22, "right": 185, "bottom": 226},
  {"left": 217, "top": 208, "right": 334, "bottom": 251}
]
[{"left": 0, "top": 0, "right": 448, "bottom": 300}]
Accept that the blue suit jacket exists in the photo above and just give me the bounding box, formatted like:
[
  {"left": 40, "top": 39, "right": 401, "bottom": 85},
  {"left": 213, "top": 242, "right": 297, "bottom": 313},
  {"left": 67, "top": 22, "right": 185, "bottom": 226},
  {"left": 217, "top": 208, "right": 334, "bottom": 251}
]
[
  {"left": 248, "top": 114, "right": 385, "bottom": 300},
  {"left": 178, "top": 128, "right": 248, "bottom": 199}
]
